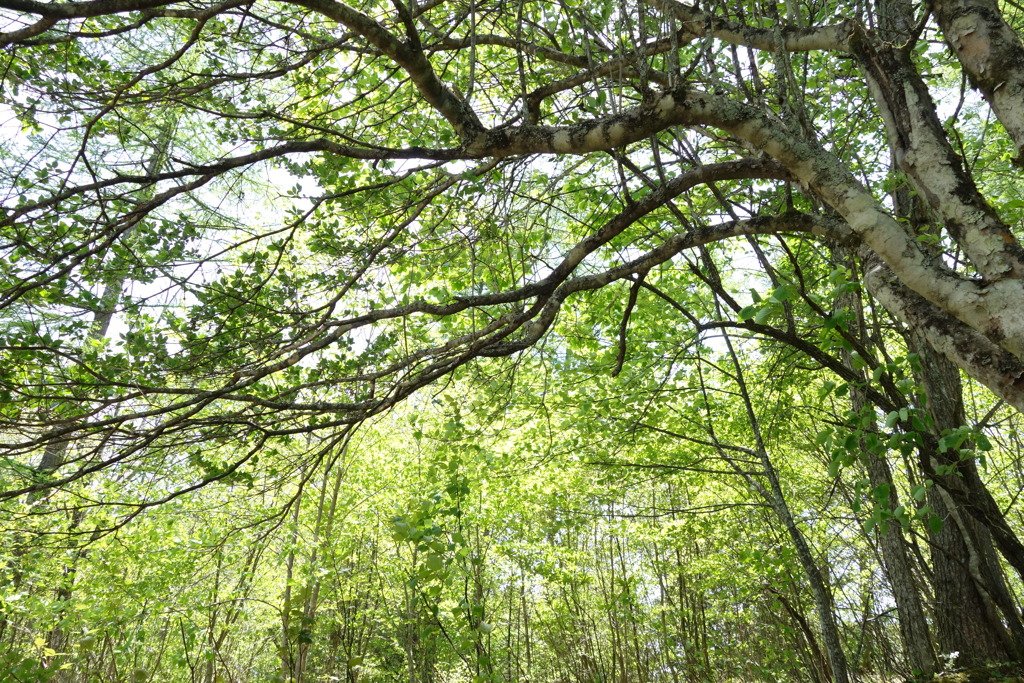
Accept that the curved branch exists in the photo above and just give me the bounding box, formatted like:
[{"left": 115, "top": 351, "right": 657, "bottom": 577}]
[
  {"left": 644, "top": 0, "right": 852, "bottom": 52},
  {"left": 851, "top": 26, "right": 1024, "bottom": 280},
  {"left": 289, "top": 0, "right": 484, "bottom": 139},
  {"left": 482, "top": 212, "right": 854, "bottom": 356},
  {"left": 2, "top": 139, "right": 459, "bottom": 229}
]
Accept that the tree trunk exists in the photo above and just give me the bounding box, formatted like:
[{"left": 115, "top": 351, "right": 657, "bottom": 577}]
[
  {"left": 864, "top": 451, "right": 936, "bottom": 676},
  {"left": 838, "top": 245, "right": 936, "bottom": 677},
  {"left": 912, "top": 333, "right": 1024, "bottom": 665},
  {"left": 716, "top": 330, "right": 852, "bottom": 683}
]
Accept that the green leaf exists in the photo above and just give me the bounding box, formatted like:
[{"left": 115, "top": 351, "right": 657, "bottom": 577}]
[
  {"left": 828, "top": 457, "right": 842, "bottom": 478},
  {"left": 819, "top": 381, "right": 837, "bottom": 399},
  {"left": 770, "top": 284, "right": 797, "bottom": 303},
  {"left": 872, "top": 483, "right": 891, "bottom": 504},
  {"left": 424, "top": 553, "right": 444, "bottom": 572}
]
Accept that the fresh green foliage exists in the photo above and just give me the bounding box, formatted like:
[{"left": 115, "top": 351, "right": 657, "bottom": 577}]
[{"left": 3, "top": 0, "right": 1024, "bottom": 680}]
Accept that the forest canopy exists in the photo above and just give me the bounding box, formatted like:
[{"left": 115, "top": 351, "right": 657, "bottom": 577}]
[{"left": 3, "top": 0, "right": 1024, "bottom": 680}]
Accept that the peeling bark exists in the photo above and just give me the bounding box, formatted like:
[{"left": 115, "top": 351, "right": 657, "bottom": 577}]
[
  {"left": 863, "top": 257, "right": 1024, "bottom": 414},
  {"left": 933, "top": 0, "right": 1024, "bottom": 162},
  {"left": 852, "top": 32, "right": 1024, "bottom": 280}
]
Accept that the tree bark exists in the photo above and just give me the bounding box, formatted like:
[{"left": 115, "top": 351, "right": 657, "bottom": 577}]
[
  {"left": 933, "top": 0, "right": 1024, "bottom": 161},
  {"left": 863, "top": 452, "right": 936, "bottom": 676},
  {"left": 912, "top": 332, "right": 1024, "bottom": 665},
  {"left": 837, "top": 245, "right": 937, "bottom": 677},
  {"left": 714, "top": 330, "right": 852, "bottom": 683}
]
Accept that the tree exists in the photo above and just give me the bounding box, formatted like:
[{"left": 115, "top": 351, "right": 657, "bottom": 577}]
[{"left": 3, "top": 0, "right": 1024, "bottom": 677}]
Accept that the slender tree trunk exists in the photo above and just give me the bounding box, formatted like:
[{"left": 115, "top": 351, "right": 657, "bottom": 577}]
[
  {"left": 281, "top": 489, "right": 303, "bottom": 681},
  {"left": 23, "top": 117, "right": 179, "bottom": 659},
  {"left": 835, "top": 252, "right": 936, "bottom": 677},
  {"left": 850, "top": 373, "right": 935, "bottom": 675},
  {"left": 758, "top": 462, "right": 847, "bottom": 683},
  {"left": 521, "top": 569, "right": 531, "bottom": 679},
  {"left": 863, "top": 452, "right": 936, "bottom": 676},
  {"left": 712, "top": 332, "right": 852, "bottom": 683},
  {"left": 204, "top": 552, "right": 223, "bottom": 683},
  {"left": 769, "top": 586, "right": 832, "bottom": 683},
  {"left": 33, "top": 115, "right": 176, "bottom": 479}
]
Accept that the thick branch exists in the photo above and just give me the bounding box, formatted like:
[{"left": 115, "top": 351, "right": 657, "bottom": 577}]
[
  {"left": 851, "top": 27, "right": 1024, "bottom": 280},
  {"left": 934, "top": 0, "right": 1024, "bottom": 162},
  {"left": 864, "top": 254, "right": 1024, "bottom": 413},
  {"left": 289, "top": 0, "right": 484, "bottom": 139},
  {"left": 644, "top": 0, "right": 852, "bottom": 52},
  {"left": 0, "top": 0, "right": 175, "bottom": 16}
]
